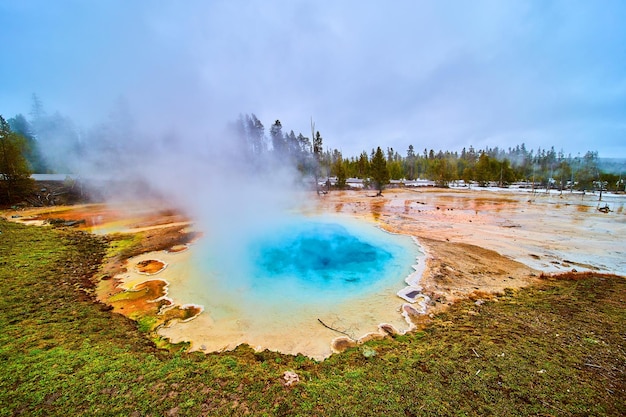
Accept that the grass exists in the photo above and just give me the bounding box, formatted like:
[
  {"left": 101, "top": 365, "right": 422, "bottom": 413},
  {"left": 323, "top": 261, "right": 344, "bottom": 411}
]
[{"left": 1, "top": 219, "right": 624, "bottom": 416}]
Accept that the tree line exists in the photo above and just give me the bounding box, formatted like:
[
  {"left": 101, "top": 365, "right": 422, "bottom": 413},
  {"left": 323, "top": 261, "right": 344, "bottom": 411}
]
[
  {"left": 1, "top": 102, "right": 624, "bottom": 205},
  {"left": 229, "top": 115, "right": 392, "bottom": 195},
  {"left": 230, "top": 114, "right": 623, "bottom": 194},
  {"left": 328, "top": 145, "right": 621, "bottom": 192}
]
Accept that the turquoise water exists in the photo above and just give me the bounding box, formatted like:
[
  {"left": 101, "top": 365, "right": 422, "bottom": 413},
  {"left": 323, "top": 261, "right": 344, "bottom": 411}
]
[
  {"left": 250, "top": 218, "right": 408, "bottom": 297},
  {"left": 196, "top": 215, "right": 419, "bottom": 309}
]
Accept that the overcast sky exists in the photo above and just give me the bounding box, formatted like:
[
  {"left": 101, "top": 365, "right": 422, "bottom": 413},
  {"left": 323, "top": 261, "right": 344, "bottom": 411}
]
[{"left": 1, "top": 0, "right": 625, "bottom": 158}]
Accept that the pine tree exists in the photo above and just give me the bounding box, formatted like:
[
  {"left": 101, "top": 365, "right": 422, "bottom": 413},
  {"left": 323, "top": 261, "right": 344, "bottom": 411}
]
[
  {"left": 312, "top": 129, "right": 323, "bottom": 194},
  {"left": 270, "top": 120, "right": 285, "bottom": 155},
  {"left": 332, "top": 152, "right": 347, "bottom": 189},
  {"left": 357, "top": 151, "right": 369, "bottom": 178},
  {"left": 370, "top": 146, "right": 389, "bottom": 196},
  {"left": 406, "top": 145, "right": 416, "bottom": 180},
  {"left": 246, "top": 114, "right": 265, "bottom": 156},
  {"left": 0, "top": 115, "right": 34, "bottom": 204},
  {"left": 8, "top": 114, "right": 47, "bottom": 172}
]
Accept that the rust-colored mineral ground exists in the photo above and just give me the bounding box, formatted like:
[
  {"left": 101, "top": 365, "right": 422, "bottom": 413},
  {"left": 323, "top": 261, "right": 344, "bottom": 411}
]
[
  {"left": 106, "top": 279, "right": 202, "bottom": 329},
  {"left": 135, "top": 259, "right": 167, "bottom": 274}
]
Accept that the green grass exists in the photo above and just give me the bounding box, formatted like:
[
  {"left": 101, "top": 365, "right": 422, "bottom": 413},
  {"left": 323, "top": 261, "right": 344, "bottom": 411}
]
[{"left": 1, "top": 219, "right": 624, "bottom": 416}]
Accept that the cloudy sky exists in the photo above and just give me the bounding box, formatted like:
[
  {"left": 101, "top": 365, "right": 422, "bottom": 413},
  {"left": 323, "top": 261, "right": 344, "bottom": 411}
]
[{"left": 1, "top": 0, "right": 625, "bottom": 158}]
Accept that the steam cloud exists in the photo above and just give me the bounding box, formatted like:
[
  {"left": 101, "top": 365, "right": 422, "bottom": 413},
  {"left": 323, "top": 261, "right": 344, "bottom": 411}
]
[{"left": 53, "top": 105, "right": 314, "bottom": 283}]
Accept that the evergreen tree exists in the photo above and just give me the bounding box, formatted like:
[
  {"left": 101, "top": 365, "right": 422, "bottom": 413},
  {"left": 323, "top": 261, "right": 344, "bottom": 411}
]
[
  {"left": 405, "top": 145, "right": 416, "bottom": 180},
  {"left": 428, "top": 156, "right": 456, "bottom": 187},
  {"left": 498, "top": 159, "right": 516, "bottom": 186},
  {"left": 474, "top": 152, "right": 493, "bottom": 186},
  {"left": 0, "top": 115, "right": 34, "bottom": 204},
  {"left": 462, "top": 166, "right": 474, "bottom": 188},
  {"left": 8, "top": 114, "right": 47, "bottom": 172},
  {"left": 313, "top": 130, "right": 323, "bottom": 194},
  {"left": 297, "top": 133, "right": 311, "bottom": 154},
  {"left": 578, "top": 151, "right": 599, "bottom": 191},
  {"left": 388, "top": 159, "right": 404, "bottom": 180},
  {"left": 357, "top": 151, "right": 369, "bottom": 178},
  {"left": 27, "top": 98, "right": 80, "bottom": 173},
  {"left": 246, "top": 114, "right": 266, "bottom": 156},
  {"left": 332, "top": 153, "right": 347, "bottom": 189},
  {"left": 294, "top": 133, "right": 313, "bottom": 175},
  {"left": 270, "top": 120, "right": 285, "bottom": 155},
  {"left": 370, "top": 146, "right": 389, "bottom": 195},
  {"left": 285, "top": 130, "right": 299, "bottom": 160},
  {"left": 556, "top": 159, "right": 572, "bottom": 191}
]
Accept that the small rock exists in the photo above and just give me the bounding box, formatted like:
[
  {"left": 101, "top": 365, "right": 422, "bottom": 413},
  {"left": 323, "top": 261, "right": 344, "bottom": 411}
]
[
  {"left": 282, "top": 371, "right": 299, "bottom": 387},
  {"left": 361, "top": 346, "right": 377, "bottom": 358}
]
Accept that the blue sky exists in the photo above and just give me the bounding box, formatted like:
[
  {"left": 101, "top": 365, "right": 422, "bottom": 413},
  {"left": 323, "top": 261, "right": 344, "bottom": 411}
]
[{"left": 1, "top": 0, "right": 625, "bottom": 158}]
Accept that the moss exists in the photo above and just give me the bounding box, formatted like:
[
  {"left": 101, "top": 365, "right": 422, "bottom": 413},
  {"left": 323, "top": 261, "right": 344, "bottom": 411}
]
[{"left": 137, "top": 315, "right": 158, "bottom": 333}]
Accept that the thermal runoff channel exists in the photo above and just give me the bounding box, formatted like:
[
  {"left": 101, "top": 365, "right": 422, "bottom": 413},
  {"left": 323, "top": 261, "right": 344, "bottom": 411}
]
[{"left": 163, "top": 214, "right": 421, "bottom": 358}]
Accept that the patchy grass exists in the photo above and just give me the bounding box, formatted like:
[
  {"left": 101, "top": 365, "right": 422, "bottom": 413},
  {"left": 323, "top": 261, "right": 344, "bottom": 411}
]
[
  {"left": 106, "top": 231, "right": 143, "bottom": 259},
  {"left": 1, "top": 219, "right": 624, "bottom": 416}
]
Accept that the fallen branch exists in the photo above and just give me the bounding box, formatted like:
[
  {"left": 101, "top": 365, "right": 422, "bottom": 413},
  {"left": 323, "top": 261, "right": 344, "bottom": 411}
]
[
  {"left": 317, "top": 318, "right": 355, "bottom": 340},
  {"left": 472, "top": 348, "right": 481, "bottom": 358},
  {"left": 541, "top": 400, "right": 571, "bottom": 416},
  {"left": 584, "top": 363, "right": 603, "bottom": 369}
]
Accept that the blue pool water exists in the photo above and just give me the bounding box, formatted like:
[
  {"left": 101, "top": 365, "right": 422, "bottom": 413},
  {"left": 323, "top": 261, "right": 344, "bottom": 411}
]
[
  {"left": 250, "top": 220, "right": 397, "bottom": 292},
  {"left": 199, "top": 215, "right": 420, "bottom": 305},
  {"left": 167, "top": 215, "right": 422, "bottom": 355}
]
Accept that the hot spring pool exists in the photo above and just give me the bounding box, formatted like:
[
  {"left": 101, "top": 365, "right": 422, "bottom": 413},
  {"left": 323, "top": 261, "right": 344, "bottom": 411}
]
[
  {"left": 248, "top": 218, "right": 417, "bottom": 300},
  {"left": 156, "top": 215, "right": 424, "bottom": 359}
]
